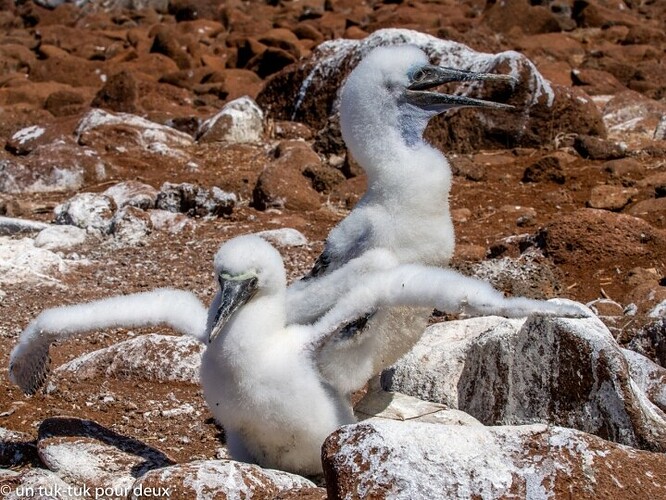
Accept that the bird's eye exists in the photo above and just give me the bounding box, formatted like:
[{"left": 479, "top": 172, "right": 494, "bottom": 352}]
[{"left": 412, "top": 69, "right": 426, "bottom": 82}]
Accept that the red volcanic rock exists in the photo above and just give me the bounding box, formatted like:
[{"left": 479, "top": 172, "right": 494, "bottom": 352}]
[
  {"left": 30, "top": 48, "right": 107, "bottom": 88},
  {"left": 516, "top": 31, "right": 584, "bottom": 60},
  {"left": 573, "top": 134, "right": 626, "bottom": 160},
  {"left": 111, "top": 52, "right": 181, "bottom": 82},
  {"left": 571, "top": 68, "right": 626, "bottom": 95},
  {"left": 587, "top": 184, "right": 638, "bottom": 212},
  {"left": 2, "top": 134, "right": 107, "bottom": 194},
  {"left": 522, "top": 155, "right": 566, "bottom": 184},
  {"left": 252, "top": 141, "right": 322, "bottom": 211},
  {"left": 624, "top": 24, "right": 666, "bottom": 46},
  {"left": 5, "top": 119, "right": 72, "bottom": 156},
  {"left": 247, "top": 46, "right": 298, "bottom": 79},
  {"left": 44, "top": 89, "right": 89, "bottom": 117},
  {"left": 323, "top": 421, "right": 666, "bottom": 499},
  {"left": 572, "top": 0, "right": 638, "bottom": 29},
  {"left": 258, "top": 28, "right": 303, "bottom": 60},
  {"left": 370, "top": 3, "right": 448, "bottom": 32},
  {"left": 150, "top": 25, "right": 193, "bottom": 70},
  {"left": 482, "top": 0, "right": 564, "bottom": 35},
  {"left": 604, "top": 158, "right": 644, "bottom": 181},
  {"left": 536, "top": 208, "right": 666, "bottom": 266},
  {"left": 628, "top": 198, "right": 666, "bottom": 220},
  {"left": 273, "top": 121, "right": 315, "bottom": 141},
  {"left": 91, "top": 70, "right": 139, "bottom": 113},
  {"left": 293, "top": 23, "right": 325, "bottom": 46},
  {"left": 431, "top": 72, "right": 604, "bottom": 153},
  {"left": 0, "top": 80, "right": 95, "bottom": 113},
  {"left": 222, "top": 69, "right": 263, "bottom": 101},
  {"left": 313, "top": 11, "right": 347, "bottom": 40},
  {"left": 159, "top": 67, "right": 224, "bottom": 93},
  {"left": 587, "top": 185, "right": 638, "bottom": 211},
  {"left": 579, "top": 44, "right": 665, "bottom": 98},
  {"left": 534, "top": 208, "right": 666, "bottom": 300},
  {"left": 219, "top": 5, "right": 272, "bottom": 37},
  {"left": 258, "top": 29, "right": 605, "bottom": 154},
  {"left": 132, "top": 459, "right": 316, "bottom": 499},
  {"left": 0, "top": 43, "right": 35, "bottom": 74},
  {"left": 602, "top": 90, "right": 666, "bottom": 142}
]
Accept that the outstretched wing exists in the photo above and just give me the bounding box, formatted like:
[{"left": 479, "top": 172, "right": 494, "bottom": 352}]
[
  {"left": 288, "top": 205, "right": 377, "bottom": 327},
  {"left": 286, "top": 248, "right": 398, "bottom": 326},
  {"left": 9, "top": 288, "right": 208, "bottom": 395},
  {"left": 308, "top": 264, "right": 590, "bottom": 349}
]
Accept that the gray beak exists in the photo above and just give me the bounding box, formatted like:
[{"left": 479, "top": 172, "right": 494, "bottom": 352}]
[
  {"left": 408, "top": 64, "right": 516, "bottom": 90},
  {"left": 209, "top": 274, "right": 259, "bottom": 343},
  {"left": 405, "top": 64, "right": 515, "bottom": 113},
  {"left": 403, "top": 90, "right": 514, "bottom": 112}
]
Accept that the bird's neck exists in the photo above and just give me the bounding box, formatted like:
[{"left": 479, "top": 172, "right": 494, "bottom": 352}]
[
  {"left": 212, "top": 292, "right": 286, "bottom": 356},
  {"left": 343, "top": 114, "right": 446, "bottom": 184},
  {"left": 361, "top": 142, "right": 452, "bottom": 205}
]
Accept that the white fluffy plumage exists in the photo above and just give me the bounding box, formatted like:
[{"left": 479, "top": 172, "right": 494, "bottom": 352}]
[
  {"left": 8, "top": 233, "right": 586, "bottom": 474},
  {"left": 9, "top": 289, "right": 207, "bottom": 395},
  {"left": 203, "top": 235, "right": 586, "bottom": 475},
  {"left": 288, "top": 45, "right": 508, "bottom": 395},
  {"left": 201, "top": 235, "right": 354, "bottom": 475}
]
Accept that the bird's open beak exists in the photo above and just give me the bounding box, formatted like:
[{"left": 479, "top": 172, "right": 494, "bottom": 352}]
[
  {"left": 209, "top": 274, "right": 259, "bottom": 343},
  {"left": 405, "top": 64, "right": 515, "bottom": 113}
]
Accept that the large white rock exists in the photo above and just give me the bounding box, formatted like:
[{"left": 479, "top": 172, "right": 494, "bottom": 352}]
[
  {"left": 385, "top": 312, "right": 666, "bottom": 451},
  {"left": 155, "top": 182, "right": 236, "bottom": 217},
  {"left": 622, "top": 348, "right": 666, "bottom": 412},
  {"left": 103, "top": 181, "right": 158, "bottom": 211},
  {"left": 256, "top": 228, "right": 308, "bottom": 247},
  {"left": 147, "top": 209, "right": 194, "bottom": 234},
  {"left": 355, "top": 390, "right": 481, "bottom": 426},
  {"left": 322, "top": 420, "right": 666, "bottom": 499},
  {"left": 34, "top": 225, "right": 87, "bottom": 251},
  {"left": 0, "top": 426, "right": 36, "bottom": 468},
  {"left": 54, "top": 193, "right": 116, "bottom": 233},
  {"left": 382, "top": 316, "right": 524, "bottom": 408},
  {"left": 3, "top": 468, "right": 82, "bottom": 500},
  {"left": 37, "top": 417, "right": 171, "bottom": 500},
  {"left": 0, "top": 216, "right": 49, "bottom": 236},
  {"left": 55, "top": 334, "right": 204, "bottom": 384},
  {"left": 109, "top": 206, "right": 152, "bottom": 246},
  {"left": 0, "top": 237, "right": 74, "bottom": 285},
  {"left": 197, "top": 96, "right": 264, "bottom": 144},
  {"left": 129, "top": 459, "right": 315, "bottom": 500},
  {"left": 601, "top": 90, "right": 666, "bottom": 143},
  {"left": 75, "top": 109, "right": 193, "bottom": 152}
]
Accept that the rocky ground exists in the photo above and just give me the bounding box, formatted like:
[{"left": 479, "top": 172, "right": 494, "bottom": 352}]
[{"left": 0, "top": 0, "right": 665, "bottom": 498}]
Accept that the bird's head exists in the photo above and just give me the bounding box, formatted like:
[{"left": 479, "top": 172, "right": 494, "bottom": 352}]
[
  {"left": 208, "top": 235, "right": 286, "bottom": 343},
  {"left": 340, "top": 44, "right": 515, "bottom": 153}
]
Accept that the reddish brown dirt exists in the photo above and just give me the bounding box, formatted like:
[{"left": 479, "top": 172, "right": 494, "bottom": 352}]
[{"left": 0, "top": 0, "right": 665, "bottom": 492}]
